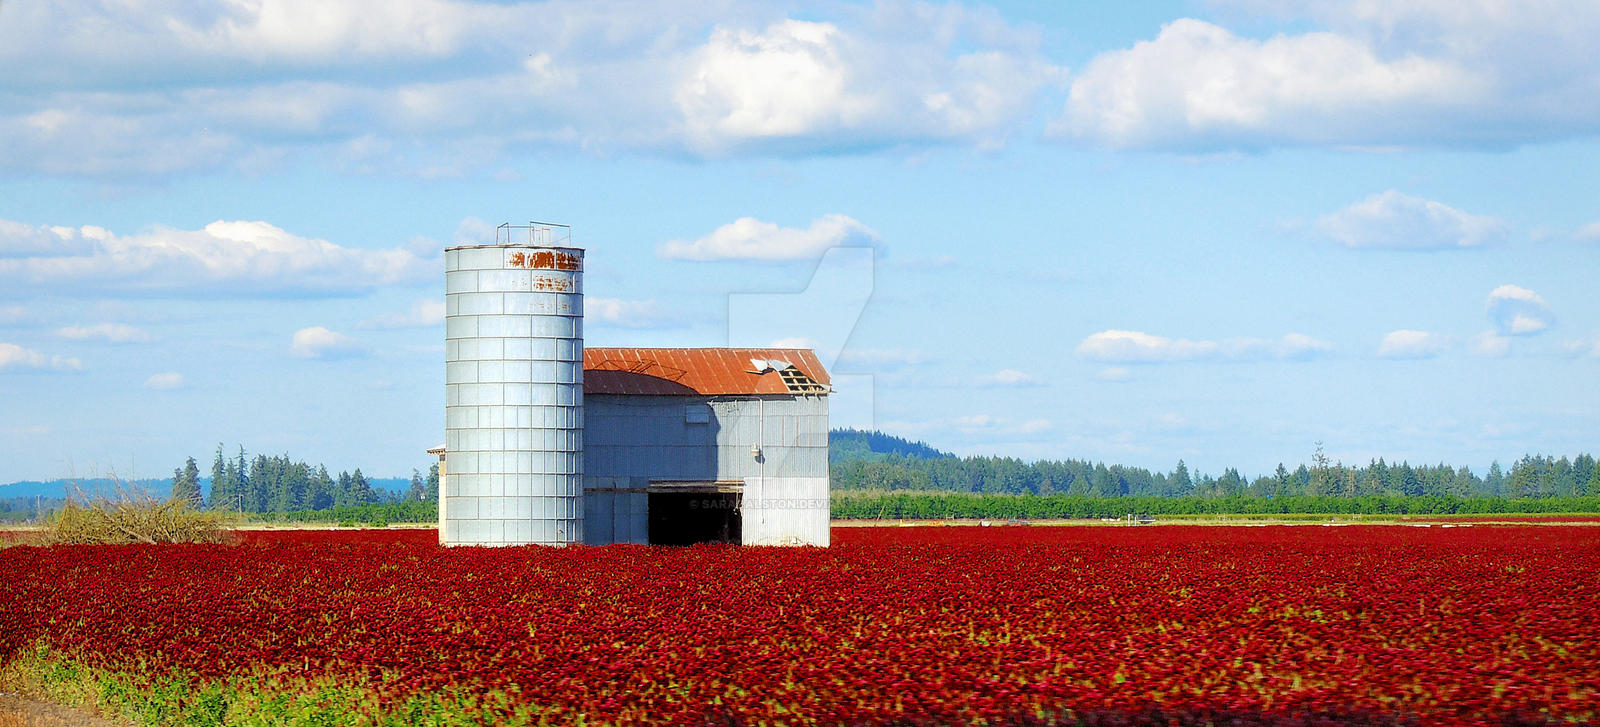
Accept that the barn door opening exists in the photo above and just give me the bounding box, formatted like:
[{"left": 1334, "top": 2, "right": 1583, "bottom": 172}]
[{"left": 647, "top": 482, "right": 742, "bottom": 545}]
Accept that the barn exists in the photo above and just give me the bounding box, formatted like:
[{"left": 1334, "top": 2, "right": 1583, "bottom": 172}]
[
  {"left": 437, "top": 225, "right": 831, "bottom": 547},
  {"left": 582, "top": 347, "right": 831, "bottom": 547}
]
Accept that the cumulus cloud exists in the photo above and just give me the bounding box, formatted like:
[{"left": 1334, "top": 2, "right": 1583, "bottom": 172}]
[
  {"left": 834, "top": 348, "right": 926, "bottom": 370},
  {"left": 55, "top": 322, "right": 153, "bottom": 343},
  {"left": 659, "top": 214, "right": 877, "bottom": 261},
  {"left": 0, "top": 305, "right": 37, "bottom": 325},
  {"left": 1377, "top": 329, "right": 1451, "bottom": 359},
  {"left": 0, "top": 218, "right": 432, "bottom": 295},
  {"left": 675, "top": 16, "right": 1058, "bottom": 154},
  {"left": 1577, "top": 221, "right": 1600, "bottom": 242},
  {"left": 1074, "top": 330, "right": 1330, "bottom": 363},
  {"left": 290, "top": 326, "right": 364, "bottom": 360},
  {"left": 0, "top": 342, "right": 82, "bottom": 372},
  {"left": 363, "top": 299, "right": 445, "bottom": 329},
  {"left": 143, "top": 372, "right": 186, "bottom": 390},
  {"left": 1054, "top": 3, "right": 1600, "bottom": 151},
  {"left": 586, "top": 298, "right": 681, "bottom": 329},
  {"left": 975, "top": 369, "right": 1041, "bottom": 387},
  {"left": 1564, "top": 334, "right": 1600, "bottom": 359},
  {"left": 1486, "top": 284, "right": 1554, "bottom": 335},
  {"left": 0, "top": 2, "right": 1060, "bottom": 175},
  {"left": 767, "top": 336, "right": 821, "bottom": 350},
  {"left": 1053, "top": 19, "right": 1479, "bottom": 149},
  {"left": 1468, "top": 331, "right": 1510, "bottom": 358},
  {"left": 915, "top": 414, "right": 1050, "bottom": 436},
  {"left": 1317, "top": 191, "right": 1505, "bottom": 249},
  {"left": 1095, "top": 366, "right": 1132, "bottom": 382}
]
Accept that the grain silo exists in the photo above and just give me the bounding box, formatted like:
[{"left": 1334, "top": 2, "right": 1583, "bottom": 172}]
[{"left": 442, "top": 223, "right": 583, "bottom": 546}]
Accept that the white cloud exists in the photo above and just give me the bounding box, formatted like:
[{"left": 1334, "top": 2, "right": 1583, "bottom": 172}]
[
  {"left": 1486, "top": 284, "right": 1554, "bottom": 336},
  {"left": 678, "top": 21, "right": 874, "bottom": 147},
  {"left": 363, "top": 299, "right": 445, "bottom": 329},
  {"left": 1054, "top": 4, "right": 1600, "bottom": 151},
  {"left": 143, "top": 372, "right": 186, "bottom": 390},
  {"left": 1317, "top": 191, "right": 1505, "bottom": 249},
  {"left": 0, "top": 218, "right": 433, "bottom": 295},
  {"left": 290, "top": 326, "right": 364, "bottom": 360},
  {"left": 1016, "top": 418, "right": 1051, "bottom": 434},
  {"left": 1075, "top": 330, "right": 1330, "bottom": 363},
  {"left": 55, "top": 322, "right": 153, "bottom": 343},
  {"left": 0, "top": 305, "right": 34, "bottom": 325},
  {"left": 659, "top": 214, "right": 877, "bottom": 261},
  {"left": 1054, "top": 19, "right": 1479, "bottom": 149},
  {"left": 1377, "top": 329, "right": 1451, "bottom": 359},
  {"left": 1077, "top": 330, "right": 1218, "bottom": 362},
  {"left": 976, "top": 369, "right": 1041, "bottom": 387},
  {"left": 676, "top": 14, "right": 1061, "bottom": 154},
  {"left": 1577, "top": 221, "right": 1600, "bottom": 242},
  {"left": 586, "top": 298, "right": 680, "bottom": 329},
  {"left": 1564, "top": 335, "right": 1600, "bottom": 359},
  {"left": 0, "top": 3, "right": 1060, "bottom": 175},
  {"left": 1468, "top": 331, "right": 1510, "bottom": 357},
  {"left": 890, "top": 413, "right": 1051, "bottom": 437},
  {"left": 1095, "top": 366, "right": 1132, "bottom": 382},
  {"left": 767, "top": 336, "right": 821, "bottom": 350},
  {"left": 0, "top": 342, "right": 82, "bottom": 372},
  {"left": 953, "top": 414, "right": 995, "bottom": 429},
  {"left": 835, "top": 348, "right": 926, "bottom": 370}
]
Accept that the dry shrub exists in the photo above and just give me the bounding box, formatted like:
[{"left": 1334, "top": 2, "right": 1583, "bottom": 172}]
[{"left": 43, "top": 487, "right": 238, "bottom": 546}]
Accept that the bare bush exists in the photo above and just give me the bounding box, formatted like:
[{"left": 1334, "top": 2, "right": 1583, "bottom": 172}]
[{"left": 43, "top": 484, "right": 237, "bottom": 545}]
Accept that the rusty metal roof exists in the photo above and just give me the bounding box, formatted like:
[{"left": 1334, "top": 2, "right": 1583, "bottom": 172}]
[{"left": 584, "top": 348, "right": 830, "bottom": 396}]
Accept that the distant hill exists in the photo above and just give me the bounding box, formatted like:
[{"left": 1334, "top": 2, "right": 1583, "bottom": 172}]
[
  {"left": 0, "top": 478, "right": 166, "bottom": 500},
  {"left": 830, "top": 429, "right": 955, "bottom": 463},
  {"left": 0, "top": 476, "right": 413, "bottom": 500}
]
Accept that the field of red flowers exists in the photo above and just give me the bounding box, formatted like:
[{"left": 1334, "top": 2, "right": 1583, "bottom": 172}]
[{"left": 2, "top": 525, "right": 1597, "bottom": 725}]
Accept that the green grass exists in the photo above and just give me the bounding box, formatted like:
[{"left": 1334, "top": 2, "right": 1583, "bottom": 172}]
[{"left": 1, "top": 644, "right": 561, "bottom": 727}]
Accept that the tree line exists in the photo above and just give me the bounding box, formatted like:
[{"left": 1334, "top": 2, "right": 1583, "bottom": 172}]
[
  {"left": 170, "top": 445, "right": 438, "bottom": 514},
  {"left": 831, "top": 434, "right": 1599, "bottom": 500},
  {"left": 831, "top": 491, "right": 1600, "bottom": 519}
]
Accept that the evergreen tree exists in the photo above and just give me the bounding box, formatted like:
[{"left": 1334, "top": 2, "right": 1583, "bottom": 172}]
[
  {"left": 1170, "top": 460, "right": 1193, "bottom": 497},
  {"left": 171, "top": 456, "right": 201, "bottom": 503},
  {"left": 335, "top": 471, "right": 353, "bottom": 507},
  {"left": 1486, "top": 461, "right": 1505, "bottom": 496},
  {"left": 408, "top": 469, "right": 426, "bottom": 501},
  {"left": 234, "top": 446, "right": 256, "bottom": 512},
  {"left": 350, "top": 468, "right": 375, "bottom": 505},
  {"left": 425, "top": 463, "right": 440, "bottom": 503},
  {"left": 311, "top": 466, "right": 335, "bottom": 509},
  {"left": 210, "top": 444, "right": 231, "bottom": 511}
]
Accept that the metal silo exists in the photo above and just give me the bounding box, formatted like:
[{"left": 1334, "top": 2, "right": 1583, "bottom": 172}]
[{"left": 443, "top": 223, "right": 583, "bottom": 546}]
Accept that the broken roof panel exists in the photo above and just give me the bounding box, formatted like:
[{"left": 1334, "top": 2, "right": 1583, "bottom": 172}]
[{"left": 583, "top": 347, "right": 830, "bottom": 396}]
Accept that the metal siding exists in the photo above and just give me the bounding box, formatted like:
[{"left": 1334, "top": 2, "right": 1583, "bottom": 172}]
[
  {"left": 579, "top": 394, "right": 829, "bottom": 546},
  {"left": 444, "top": 243, "right": 584, "bottom": 547}
]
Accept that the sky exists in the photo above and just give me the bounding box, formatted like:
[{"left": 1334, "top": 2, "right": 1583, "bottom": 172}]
[{"left": 2, "top": 0, "right": 1598, "bottom": 483}]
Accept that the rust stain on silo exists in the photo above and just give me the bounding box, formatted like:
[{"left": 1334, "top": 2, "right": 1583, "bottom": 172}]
[
  {"left": 508, "top": 250, "right": 581, "bottom": 271},
  {"left": 532, "top": 275, "right": 574, "bottom": 293}
]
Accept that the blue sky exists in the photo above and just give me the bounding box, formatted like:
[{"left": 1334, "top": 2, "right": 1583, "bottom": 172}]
[{"left": 2, "top": 0, "right": 1598, "bottom": 482}]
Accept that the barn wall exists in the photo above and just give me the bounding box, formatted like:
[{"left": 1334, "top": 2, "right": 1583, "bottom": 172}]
[{"left": 582, "top": 394, "right": 829, "bottom": 546}]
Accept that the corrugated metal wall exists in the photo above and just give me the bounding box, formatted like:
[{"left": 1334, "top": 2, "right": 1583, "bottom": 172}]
[
  {"left": 443, "top": 244, "right": 584, "bottom": 546},
  {"left": 583, "top": 394, "right": 829, "bottom": 546}
]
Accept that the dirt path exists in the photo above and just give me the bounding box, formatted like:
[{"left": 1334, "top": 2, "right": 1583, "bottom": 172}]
[{"left": 0, "top": 692, "right": 127, "bottom": 727}]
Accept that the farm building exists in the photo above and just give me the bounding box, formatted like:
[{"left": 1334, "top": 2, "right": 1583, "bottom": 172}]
[
  {"left": 438, "top": 224, "right": 830, "bottom": 548},
  {"left": 584, "top": 347, "right": 831, "bottom": 547}
]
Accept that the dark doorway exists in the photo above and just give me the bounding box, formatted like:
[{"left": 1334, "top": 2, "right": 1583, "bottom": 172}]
[{"left": 648, "top": 490, "right": 741, "bottom": 545}]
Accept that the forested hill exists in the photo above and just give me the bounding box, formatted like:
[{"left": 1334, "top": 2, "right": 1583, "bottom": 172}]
[
  {"left": 828, "top": 430, "right": 1600, "bottom": 500},
  {"left": 829, "top": 429, "right": 954, "bottom": 462}
]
